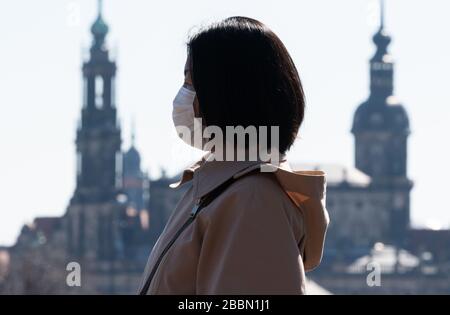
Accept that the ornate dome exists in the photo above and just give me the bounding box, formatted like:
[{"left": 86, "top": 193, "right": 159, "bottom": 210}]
[
  {"left": 124, "top": 146, "right": 141, "bottom": 167},
  {"left": 91, "top": 15, "right": 109, "bottom": 38},
  {"left": 352, "top": 97, "right": 410, "bottom": 134}
]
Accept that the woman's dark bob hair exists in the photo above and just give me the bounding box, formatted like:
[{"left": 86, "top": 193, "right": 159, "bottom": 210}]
[{"left": 187, "top": 16, "right": 305, "bottom": 155}]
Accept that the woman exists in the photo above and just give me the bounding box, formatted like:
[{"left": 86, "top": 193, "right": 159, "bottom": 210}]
[{"left": 139, "top": 16, "right": 329, "bottom": 295}]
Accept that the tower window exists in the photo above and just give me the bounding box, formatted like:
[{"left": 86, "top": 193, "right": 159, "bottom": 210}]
[{"left": 95, "top": 75, "right": 104, "bottom": 108}]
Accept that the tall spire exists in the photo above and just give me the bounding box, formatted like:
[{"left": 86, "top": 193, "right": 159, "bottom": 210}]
[
  {"left": 367, "top": 0, "right": 393, "bottom": 99},
  {"left": 123, "top": 118, "right": 142, "bottom": 179},
  {"left": 98, "top": 0, "right": 103, "bottom": 17},
  {"left": 131, "top": 117, "right": 136, "bottom": 147},
  {"left": 372, "top": 0, "right": 391, "bottom": 62},
  {"left": 380, "top": 0, "right": 385, "bottom": 30}
]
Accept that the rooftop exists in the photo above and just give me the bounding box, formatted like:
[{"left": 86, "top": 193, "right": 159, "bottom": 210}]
[{"left": 291, "top": 163, "right": 371, "bottom": 187}]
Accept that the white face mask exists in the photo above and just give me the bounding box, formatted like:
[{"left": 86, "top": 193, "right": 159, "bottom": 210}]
[{"left": 172, "top": 86, "right": 204, "bottom": 149}]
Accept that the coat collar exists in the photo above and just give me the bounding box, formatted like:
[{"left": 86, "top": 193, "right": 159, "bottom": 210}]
[
  {"left": 170, "top": 152, "right": 263, "bottom": 200},
  {"left": 170, "top": 152, "right": 326, "bottom": 204}
]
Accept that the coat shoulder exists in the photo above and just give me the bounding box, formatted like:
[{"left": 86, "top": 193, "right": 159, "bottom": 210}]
[{"left": 200, "top": 172, "right": 305, "bottom": 241}]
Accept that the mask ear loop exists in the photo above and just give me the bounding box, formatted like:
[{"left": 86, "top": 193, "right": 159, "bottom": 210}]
[
  {"left": 186, "top": 52, "right": 199, "bottom": 117},
  {"left": 188, "top": 87, "right": 203, "bottom": 122},
  {"left": 183, "top": 82, "right": 195, "bottom": 92}
]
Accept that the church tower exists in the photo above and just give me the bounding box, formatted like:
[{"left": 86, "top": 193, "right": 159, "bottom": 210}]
[
  {"left": 66, "top": 1, "right": 125, "bottom": 267},
  {"left": 73, "top": 0, "right": 121, "bottom": 203},
  {"left": 351, "top": 0, "right": 413, "bottom": 244},
  {"left": 122, "top": 125, "right": 149, "bottom": 213}
]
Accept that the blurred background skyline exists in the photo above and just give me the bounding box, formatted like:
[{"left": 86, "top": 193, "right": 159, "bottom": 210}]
[{"left": 1, "top": 0, "right": 450, "bottom": 246}]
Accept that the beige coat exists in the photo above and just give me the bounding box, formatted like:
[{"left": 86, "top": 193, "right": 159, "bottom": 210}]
[{"left": 139, "top": 156, "right": 329, "bottom": 295}]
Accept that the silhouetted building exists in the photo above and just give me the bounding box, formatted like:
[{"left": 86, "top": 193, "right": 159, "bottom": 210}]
[
  {"left": 66, "top": 0, "right": 124, "bottom": 264},
  {"left": 308, "top": 1, "right": 450, "bottom": 294},
  {"left": 2, "top": 1, "right": 172, "bottom": 294},
  {"left": 316, "top": 2, "right": 413, "bottom": 257},
  {"left": 351, "top": 7, "right": 412, "bottom": 245},
  {"left": 123, "top": 127, "right": 150, "bottom": 215}
]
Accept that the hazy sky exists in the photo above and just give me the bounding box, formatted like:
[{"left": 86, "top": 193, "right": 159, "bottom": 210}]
[{"left": 1, "top": 0, "right": 449, "bottom": 246}]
